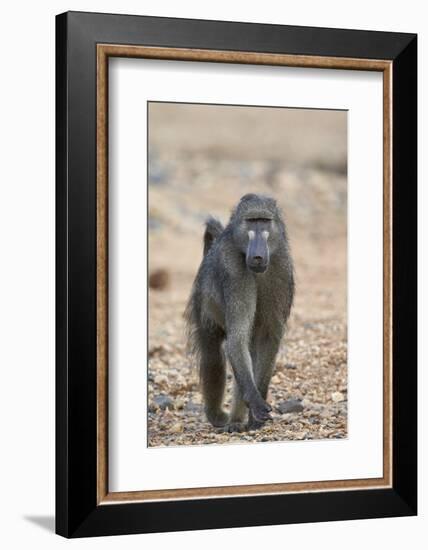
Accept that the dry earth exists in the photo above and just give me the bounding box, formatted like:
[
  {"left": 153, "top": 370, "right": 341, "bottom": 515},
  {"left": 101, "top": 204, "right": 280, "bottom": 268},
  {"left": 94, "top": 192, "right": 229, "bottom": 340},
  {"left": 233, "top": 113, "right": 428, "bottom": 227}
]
[{"left": 147, "top": 103, "right": 347, "bottom": 447}]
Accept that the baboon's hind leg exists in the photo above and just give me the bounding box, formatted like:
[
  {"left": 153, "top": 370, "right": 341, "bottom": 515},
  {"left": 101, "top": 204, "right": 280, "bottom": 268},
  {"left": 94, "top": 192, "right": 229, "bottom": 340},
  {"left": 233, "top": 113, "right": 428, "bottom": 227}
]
[
  {"left": 199, "top": 328, "right": 228, "bottom": 427},
  {"left": 248, "top": 332, "right": 281, "bottom": 430},
  {"left": 224, "top": 381, "right": 248, "bottom": 432}
]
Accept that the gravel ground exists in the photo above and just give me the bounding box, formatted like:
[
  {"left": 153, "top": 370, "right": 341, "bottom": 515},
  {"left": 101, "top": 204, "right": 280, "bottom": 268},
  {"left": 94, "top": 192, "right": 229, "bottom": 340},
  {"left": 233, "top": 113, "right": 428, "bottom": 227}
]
[
  {"left": 148, "top": 312, "right": 347, "bottom": 447},
  {"left": 147, "top": 103, "right": 347, "bottom": 447}
]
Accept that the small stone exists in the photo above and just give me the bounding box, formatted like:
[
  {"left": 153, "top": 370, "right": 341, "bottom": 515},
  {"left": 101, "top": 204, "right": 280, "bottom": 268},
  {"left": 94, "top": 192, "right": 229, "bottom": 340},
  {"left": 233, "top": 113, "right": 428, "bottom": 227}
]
[
  {"left": 184, "top": 400, "right": 202, "bottom": 413},
  {"left": 190, "top": 393, "right": 202, "bottom": 405},
  {"left": 331, "top": 391, "right": 345, "bottom": 403},
  {"left": 148, "top": 345, "right": 165, "bottom": 358},
  {"left": 276, "top": 399, "right": 304, "bottom": 414},
  {"left": 154, "top": 374, "right": 168, "bottom": 387},
  {"left": 171, "top": 423, "right": 183, "bottom": 433},
  {"left": 175, "top": 398, "right": 185, "bottom": 410},
  {"left": 271, "top": 375, "right": 281, "bottom": 385},
  {"left": 149, "top": 268, "right": 170, "bottom": 290},
  {"left": 285, "top": 363, "right": 297, "bottom": 370},
  {"left": 150, "top": 394, "right": 174, "bottom": 411},
  {"left": 175, "top": 375, "right": 187, "bottom": 389}
]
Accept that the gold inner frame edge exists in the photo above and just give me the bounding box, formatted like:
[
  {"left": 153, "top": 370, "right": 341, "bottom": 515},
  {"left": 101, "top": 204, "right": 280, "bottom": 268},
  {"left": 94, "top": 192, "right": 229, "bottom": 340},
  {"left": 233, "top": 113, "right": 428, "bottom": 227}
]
[{"left": 96, "top": 44, "right": 393, "bottom": 505}]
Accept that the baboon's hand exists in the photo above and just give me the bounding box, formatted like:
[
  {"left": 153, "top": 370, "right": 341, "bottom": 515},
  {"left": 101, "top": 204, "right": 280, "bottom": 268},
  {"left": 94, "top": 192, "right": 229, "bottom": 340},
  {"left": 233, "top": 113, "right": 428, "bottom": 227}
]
[{"left": 248, "top": 398, "right": 272, "bottom": 424}]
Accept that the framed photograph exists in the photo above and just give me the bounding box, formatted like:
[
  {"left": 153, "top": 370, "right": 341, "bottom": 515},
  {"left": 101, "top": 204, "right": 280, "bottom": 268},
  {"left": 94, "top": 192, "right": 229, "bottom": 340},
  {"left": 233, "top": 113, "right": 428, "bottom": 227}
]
[{"left": 56, "top": 11, "right": 417, "bottom": 538}]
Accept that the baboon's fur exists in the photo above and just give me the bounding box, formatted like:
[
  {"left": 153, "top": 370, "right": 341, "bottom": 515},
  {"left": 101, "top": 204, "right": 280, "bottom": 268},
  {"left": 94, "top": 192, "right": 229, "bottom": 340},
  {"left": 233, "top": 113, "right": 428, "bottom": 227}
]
[{"left": 185, "top": 194, "right": 294, "bottom": 431}]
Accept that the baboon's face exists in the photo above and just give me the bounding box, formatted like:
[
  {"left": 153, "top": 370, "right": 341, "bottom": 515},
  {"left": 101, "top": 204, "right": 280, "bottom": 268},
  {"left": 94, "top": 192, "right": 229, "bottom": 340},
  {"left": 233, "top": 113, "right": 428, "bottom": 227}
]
[
  {"left": 231, "top": 194, "right": 282, "bottom": 274},
  {"left": 235, "top": 215, "right": 279, "bottom": 274}
]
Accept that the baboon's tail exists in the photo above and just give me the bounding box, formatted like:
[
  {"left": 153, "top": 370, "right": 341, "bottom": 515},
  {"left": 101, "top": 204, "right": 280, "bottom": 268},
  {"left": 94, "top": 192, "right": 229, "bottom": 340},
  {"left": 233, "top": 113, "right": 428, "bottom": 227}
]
[{"left": 203, "top": 216, "right": 224, "bottom": 256}]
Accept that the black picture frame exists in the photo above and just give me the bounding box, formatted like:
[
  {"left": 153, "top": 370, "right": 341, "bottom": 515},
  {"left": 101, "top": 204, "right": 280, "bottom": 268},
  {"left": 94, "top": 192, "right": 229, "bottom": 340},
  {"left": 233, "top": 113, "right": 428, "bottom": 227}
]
[{"left": 56, "top": 11, "right": 417, "bottom": 538}]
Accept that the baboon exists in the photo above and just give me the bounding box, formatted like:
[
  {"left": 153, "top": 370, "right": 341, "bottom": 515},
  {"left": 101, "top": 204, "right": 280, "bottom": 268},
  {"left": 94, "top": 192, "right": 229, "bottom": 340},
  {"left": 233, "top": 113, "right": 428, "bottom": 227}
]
[{"left": 185, "top": 193, "right": 294, "bottom": 432}]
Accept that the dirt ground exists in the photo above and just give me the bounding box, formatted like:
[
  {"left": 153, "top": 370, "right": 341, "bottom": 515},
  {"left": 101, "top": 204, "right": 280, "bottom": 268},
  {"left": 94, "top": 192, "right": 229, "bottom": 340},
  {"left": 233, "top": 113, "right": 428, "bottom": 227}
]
[{"left": 147, "top": 103, "right": 347, "bottom": 447}]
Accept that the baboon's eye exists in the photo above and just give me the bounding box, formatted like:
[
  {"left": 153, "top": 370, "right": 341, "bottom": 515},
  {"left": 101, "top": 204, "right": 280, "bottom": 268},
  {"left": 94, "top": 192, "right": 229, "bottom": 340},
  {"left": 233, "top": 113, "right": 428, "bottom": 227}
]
[{"left": 247, "top": 218, "right": 271, "bottom": 223}]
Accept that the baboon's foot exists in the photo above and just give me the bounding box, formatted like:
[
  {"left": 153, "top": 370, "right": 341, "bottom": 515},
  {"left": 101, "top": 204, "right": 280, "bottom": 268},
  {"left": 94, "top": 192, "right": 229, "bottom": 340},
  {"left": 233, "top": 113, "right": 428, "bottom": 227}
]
[
  {"left": 206, "top": 409, "right": 229, "bottom": 428},
  {"left": 221, "top": 422, "right": 247, "bottom": 433},
  {"left": 248, "top": 399, "right": 272, "bottom": 424},
  {"left": 247, "top": 413, "right": 268, "bottom": 431}
]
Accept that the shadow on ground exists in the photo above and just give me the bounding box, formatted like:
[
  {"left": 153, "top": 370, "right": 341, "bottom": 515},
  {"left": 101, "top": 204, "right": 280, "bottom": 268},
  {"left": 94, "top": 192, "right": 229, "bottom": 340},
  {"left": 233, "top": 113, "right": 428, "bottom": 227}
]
[{"left": 24, "top": 515, "right": 55, "bottom": 533}]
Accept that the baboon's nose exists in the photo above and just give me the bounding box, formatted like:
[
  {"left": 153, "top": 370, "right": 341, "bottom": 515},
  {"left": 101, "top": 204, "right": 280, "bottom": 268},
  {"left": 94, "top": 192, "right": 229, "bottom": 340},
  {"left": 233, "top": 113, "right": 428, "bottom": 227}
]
[{"left": 252, "top": 256, "right": 263, "bottom": 264}]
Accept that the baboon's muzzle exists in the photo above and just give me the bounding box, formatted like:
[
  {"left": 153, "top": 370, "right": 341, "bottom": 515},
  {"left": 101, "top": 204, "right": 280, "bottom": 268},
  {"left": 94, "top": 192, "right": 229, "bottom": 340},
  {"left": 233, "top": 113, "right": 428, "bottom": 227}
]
[{"left": 246, "top": 232, "right": 269, "bottom": 273}]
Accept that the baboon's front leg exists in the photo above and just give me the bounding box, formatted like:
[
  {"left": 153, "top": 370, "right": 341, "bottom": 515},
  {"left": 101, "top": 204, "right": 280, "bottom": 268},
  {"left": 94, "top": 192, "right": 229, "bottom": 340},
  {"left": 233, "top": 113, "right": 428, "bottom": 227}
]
[
  {"left": 224, "top": 282, "right": 272, "bottom": 427},
  {"left": 225, "top": 332, "right": 272, "bottom": 425},
  {"left": 226, "top": 336, "right": 271, "bottom": 424},
  {"left": 227, "top": 338, "right": 257, "bottom": 430}
]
